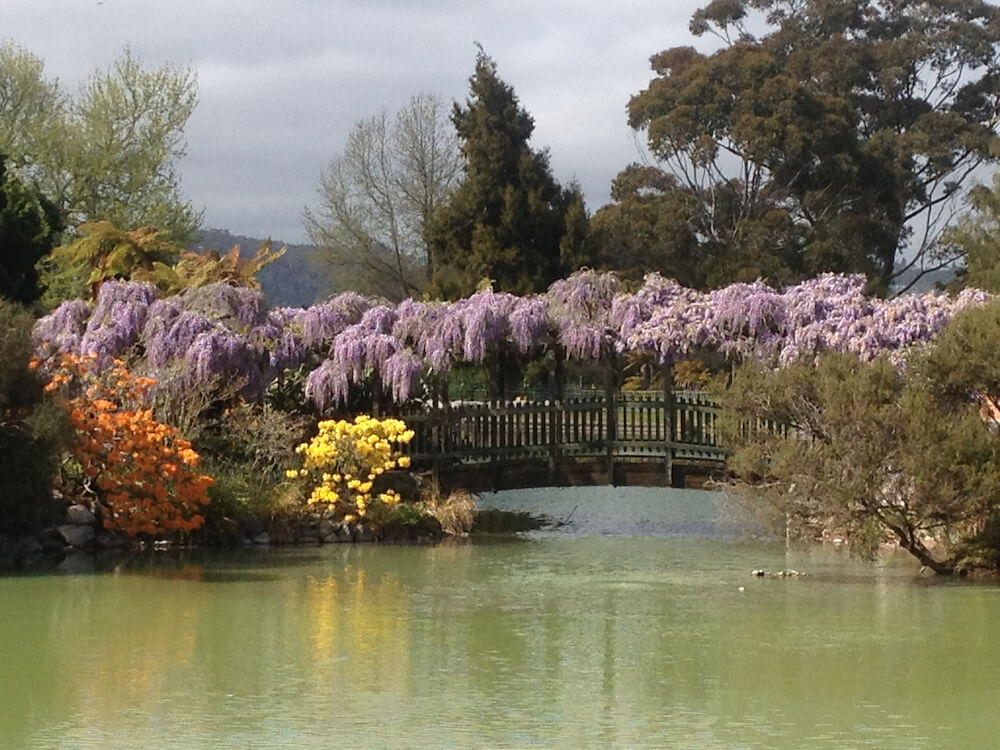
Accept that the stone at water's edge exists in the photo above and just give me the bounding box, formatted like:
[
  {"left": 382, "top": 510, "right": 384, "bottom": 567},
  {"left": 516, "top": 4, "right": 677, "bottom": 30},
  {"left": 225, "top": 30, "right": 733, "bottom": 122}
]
[
  {"left": 57, "top": 524, "right": 94, "bottom": 548},
  {"left": 65, "top": 504, "right": 96, "bottom": 526},
  {"left": 39, "top": 528, "right": 65, "bottom": 552}
]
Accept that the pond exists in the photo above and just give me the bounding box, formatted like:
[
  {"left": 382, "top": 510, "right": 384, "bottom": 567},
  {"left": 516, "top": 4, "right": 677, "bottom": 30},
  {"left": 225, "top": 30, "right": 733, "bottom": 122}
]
[{"left": 2, "top": 487, "right": 998, "bottom": 748}]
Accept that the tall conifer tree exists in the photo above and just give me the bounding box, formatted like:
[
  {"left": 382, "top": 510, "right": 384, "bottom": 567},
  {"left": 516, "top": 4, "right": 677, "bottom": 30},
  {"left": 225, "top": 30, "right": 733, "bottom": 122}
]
[
  {"left": 0, "top": 154, "right": 61, "bottom": 305},
  {"left": 426, "top": 52, "right": 588, "bottom": 299}
]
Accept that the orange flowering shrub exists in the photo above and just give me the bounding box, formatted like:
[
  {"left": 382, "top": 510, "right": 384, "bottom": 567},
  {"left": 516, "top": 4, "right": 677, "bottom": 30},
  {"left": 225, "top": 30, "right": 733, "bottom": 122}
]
[{"left": 42, "top": 354, "right": 212, "bottom": 536}]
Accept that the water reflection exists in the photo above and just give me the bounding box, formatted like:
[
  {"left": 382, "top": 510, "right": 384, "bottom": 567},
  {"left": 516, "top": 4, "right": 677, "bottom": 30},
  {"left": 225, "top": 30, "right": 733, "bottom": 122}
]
[{"left": 1, "top": 489, "right": 999, "bottom": 747}]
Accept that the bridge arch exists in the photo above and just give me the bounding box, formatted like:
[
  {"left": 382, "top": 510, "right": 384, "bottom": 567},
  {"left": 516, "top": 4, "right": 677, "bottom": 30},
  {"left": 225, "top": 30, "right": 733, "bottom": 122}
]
[{"left": 399, "top": 390, "right": 728, "bottom": 491}]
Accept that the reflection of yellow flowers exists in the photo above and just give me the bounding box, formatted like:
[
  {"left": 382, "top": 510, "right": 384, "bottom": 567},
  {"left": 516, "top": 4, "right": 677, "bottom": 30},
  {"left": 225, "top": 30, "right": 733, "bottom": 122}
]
[{"left": 285, "top": 416, "right": 417, "bottom": 522}]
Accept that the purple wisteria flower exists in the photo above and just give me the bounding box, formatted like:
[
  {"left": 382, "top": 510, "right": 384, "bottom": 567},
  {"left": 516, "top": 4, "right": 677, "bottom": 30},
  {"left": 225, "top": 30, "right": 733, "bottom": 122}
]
[
  {"left": 79, "top": 281, "right": 159, "bottom": 366},
  {"left": 546, "top": 270, "right": 622, "bottom": 359},
  {"left": 33, "top": 299, "right": 92, "bottom": 357}
]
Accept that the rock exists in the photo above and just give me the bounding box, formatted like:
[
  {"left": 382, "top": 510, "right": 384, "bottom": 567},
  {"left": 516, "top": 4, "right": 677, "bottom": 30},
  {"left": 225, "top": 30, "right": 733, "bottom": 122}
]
[
  {"left": 252, "top": 531, "right": 271, "bottom": 545},
  {"left": 66, "top": 504, "right": 96, "bottom": 526},
  {"left": 337, "top": 525, "right": 354, "bottom": 543},
  {"left": 58, "top": 552, "right": 96, "bottom": 575},
  {"left": 293, "top": 520, "right": 321, "bottom": 543},
  {"left": 318, "top": 519, "right": 337, "bottom": 539},
  {"left": 39, "top": 527, "right": 65, "bottom": 552},
  {"left": 751, "top": 569, "right": 767, "bottom": 577},
  {"left": 380, "top": 515, "right": 444, "bottom": 543},
  {"left": 57, "top": 524, "right": 94, "bottom": 548}
]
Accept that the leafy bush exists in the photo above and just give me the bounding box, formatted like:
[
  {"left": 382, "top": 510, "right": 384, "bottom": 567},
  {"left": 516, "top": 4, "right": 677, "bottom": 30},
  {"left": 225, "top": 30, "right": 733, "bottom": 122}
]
[
  {"left": 721, "top": 353, "right": 1000, "bottom": 573},
  {"left": 285, "top": 415, "right": 414, "bottom": 523},
  {"left": 0, "top": 299, "right": 66, "bottom": 532},
  {"left": 44, "top": 354, "right": 213, "bottom": 536}
]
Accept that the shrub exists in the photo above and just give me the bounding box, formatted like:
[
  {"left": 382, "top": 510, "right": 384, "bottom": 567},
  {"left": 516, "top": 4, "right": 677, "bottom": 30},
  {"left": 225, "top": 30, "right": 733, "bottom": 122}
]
[
  {"left": 285, "top": 415, "right": 414, "bottom": 523},
  {"left": 720, "top": 353, "right": 1000, "bottom": 574},
  {"left": 0, "top": 299, "right": 66, "bottom": 533},
  {"left": 418, "top": 481, "right": 476, "bottom": 535},
  {"left": 44, "top": 354, "right": 213, "bottom": 536}
]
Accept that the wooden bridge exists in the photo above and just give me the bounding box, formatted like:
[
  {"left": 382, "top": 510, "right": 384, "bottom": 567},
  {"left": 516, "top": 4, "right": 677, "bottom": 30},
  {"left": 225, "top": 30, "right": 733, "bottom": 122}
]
[{"left": 399, "top": 391, "right": 727, "bottom": 491}]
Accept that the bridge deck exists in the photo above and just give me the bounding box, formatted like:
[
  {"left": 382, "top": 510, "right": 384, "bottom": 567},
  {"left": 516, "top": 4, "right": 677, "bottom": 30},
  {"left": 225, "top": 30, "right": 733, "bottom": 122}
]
[{"left": 399, "top": 391, "right": 729, "bottom": 489}]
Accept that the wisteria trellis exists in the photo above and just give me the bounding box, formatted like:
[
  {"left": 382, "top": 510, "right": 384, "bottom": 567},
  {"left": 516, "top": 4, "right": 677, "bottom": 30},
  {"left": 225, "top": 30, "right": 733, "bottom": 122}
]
[{"left": 33, "top": 271, "right": 990, "bottom": 409}]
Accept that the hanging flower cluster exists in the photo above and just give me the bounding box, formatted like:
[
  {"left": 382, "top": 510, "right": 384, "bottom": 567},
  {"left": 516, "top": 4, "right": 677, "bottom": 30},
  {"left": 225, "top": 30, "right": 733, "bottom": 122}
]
[
  {"left": 285, "top": 415, "right": 415, "bottom": 522},
  {"left": 34, "top": 272, "right": 991, "bottom": 411}
]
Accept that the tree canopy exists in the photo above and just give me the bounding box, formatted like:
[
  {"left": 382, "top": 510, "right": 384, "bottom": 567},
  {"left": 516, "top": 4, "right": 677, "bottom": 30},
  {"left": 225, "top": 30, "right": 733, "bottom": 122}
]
[
  {"left": 945, "top": 172, "right": 1000, "bottom": 293},
  {"left": 425, "top": 52, "right": 590, "bottom": 299},
  {"left": 304, "top": 94, "right": 462, "bottom": 302},
  {"left": 723, "top": 350, "right": 1000, "bottom": 574},
  {"left": 0, "top": 154, "right": 61, "bottom": 305},
  {"left": 0, "top": 42, "right": 200, "bottom": 243},
  {"left": 616, "top": 0, "right": 1000, "bottom": 293}
]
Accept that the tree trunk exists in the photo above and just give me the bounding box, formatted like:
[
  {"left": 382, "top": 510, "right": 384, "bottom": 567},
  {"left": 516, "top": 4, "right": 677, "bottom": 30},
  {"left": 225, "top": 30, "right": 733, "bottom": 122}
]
[{"left": 888, "top": 523, "right": 956, "bottom": 575}]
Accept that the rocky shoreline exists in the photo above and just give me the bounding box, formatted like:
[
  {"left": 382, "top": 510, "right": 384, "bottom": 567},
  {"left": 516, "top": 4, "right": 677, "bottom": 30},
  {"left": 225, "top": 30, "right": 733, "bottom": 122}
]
[{"left": 0, "top": 496, "right": 551, "bottom": 568}]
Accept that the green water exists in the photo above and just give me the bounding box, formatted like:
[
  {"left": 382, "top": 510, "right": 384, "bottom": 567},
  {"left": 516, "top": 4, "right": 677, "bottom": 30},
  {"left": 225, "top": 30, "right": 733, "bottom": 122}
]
[{"left": 2, "top": 487, "right": 998, "bottom": 748}]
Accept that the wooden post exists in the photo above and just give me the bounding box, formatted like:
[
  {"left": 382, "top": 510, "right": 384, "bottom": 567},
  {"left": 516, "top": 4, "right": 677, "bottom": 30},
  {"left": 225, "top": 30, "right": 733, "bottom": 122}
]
[
  {"left": 662, "top": 363, "right": 675, "bottom": 487},
  {"left": 604, "top": 349, "right": 618, "bottom": 485},
  {"left": 549, "top": 346, "right": 565, "bottom": 485}
]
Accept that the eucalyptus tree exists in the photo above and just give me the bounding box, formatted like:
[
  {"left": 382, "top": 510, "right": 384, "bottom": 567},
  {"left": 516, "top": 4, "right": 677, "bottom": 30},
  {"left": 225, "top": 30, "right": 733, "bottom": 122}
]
[
  {"left": 304, "top": 94, "right": 463, "bottom": 302},
  {"left": 619, "top": 0, "right": 1000, "bottom": 293},
  {"left": 946, "top": 172, "right": 1000, "bottom": 293}
]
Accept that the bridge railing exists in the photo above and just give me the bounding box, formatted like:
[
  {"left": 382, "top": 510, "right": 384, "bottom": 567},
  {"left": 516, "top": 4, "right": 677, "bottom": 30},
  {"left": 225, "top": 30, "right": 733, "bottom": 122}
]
[{"left": 398, "top": 390, "right": 724, "bottom": 470}]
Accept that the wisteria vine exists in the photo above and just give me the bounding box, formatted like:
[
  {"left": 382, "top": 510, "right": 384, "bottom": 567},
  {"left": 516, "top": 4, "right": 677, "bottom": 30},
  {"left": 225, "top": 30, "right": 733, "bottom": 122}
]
[{"left": 33, "top": 272, "right": 990, "bottom": 409}]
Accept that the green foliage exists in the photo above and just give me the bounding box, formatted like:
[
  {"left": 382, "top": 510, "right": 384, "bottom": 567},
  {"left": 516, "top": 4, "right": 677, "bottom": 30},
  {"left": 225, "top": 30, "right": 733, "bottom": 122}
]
[
  {"left": 722, "top": 353, "right": 1000, "bottom": 573},
  {"left": 0, "top": 42, "right": 200, "bottom": 243},
  {"left": 586, "top": 166, "right": 705, "bottom": 287},
  {"left": 140, "top": 240, "right": 286, "bottom": 295},
  {"left": 196, "top": 403, "right": 310, "bottom": 524},
  {"left": 916, "top": 298, "right": 1000, "bottom": 414},
  {"left": 198, "top": 228, "right": 327, "bottom": 308},
  {"left": 945, "top": 172, "right": 1000, "bottom": 293},
  {"left": 38, "top": 223, "right": 285, "bottom": 306},
  {"left": 0, "top": 155, "right": 62, "bottom": 306},
  {"left": 426, "top": 52, "right": 590, "bottom": 299},
  {"left": 196, "top": 402, "right": 309, "bottom": 483},
  {"left": 0, "top": 299, "right": 67, "bottom": 532},
  {"left": 621, "top": 0, "right": 1000, "bottom": 291},
  {"left": 38, "top": 221, "right": 180, "bottom": 303}
]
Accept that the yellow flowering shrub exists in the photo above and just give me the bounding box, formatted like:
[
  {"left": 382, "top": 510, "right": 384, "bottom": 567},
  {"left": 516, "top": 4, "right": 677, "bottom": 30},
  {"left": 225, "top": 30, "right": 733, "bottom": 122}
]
[{"left": 286, "top": 415, "right": 415, "bottom": 522}]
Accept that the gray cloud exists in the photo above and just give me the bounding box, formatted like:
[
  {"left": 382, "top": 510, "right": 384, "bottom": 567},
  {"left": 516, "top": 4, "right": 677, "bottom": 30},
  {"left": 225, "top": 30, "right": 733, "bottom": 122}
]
[{"left": 1, "top": 0, "right": 707, "bottom": 242}]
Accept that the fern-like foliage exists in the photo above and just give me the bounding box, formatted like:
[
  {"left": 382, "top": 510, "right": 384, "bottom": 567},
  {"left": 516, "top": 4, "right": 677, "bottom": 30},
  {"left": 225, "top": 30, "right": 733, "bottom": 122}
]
[{"left": 140, "top": 241, "right": 287, "bottom": 294}]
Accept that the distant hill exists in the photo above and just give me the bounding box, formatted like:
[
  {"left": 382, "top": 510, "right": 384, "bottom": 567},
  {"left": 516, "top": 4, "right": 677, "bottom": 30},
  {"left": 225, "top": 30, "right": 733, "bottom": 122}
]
[
  {"left": 890, "top": 266, "right": 958, "bottom": 295},
  {"left": 193, "top": 228, "right": 328, "bottom": 308}
]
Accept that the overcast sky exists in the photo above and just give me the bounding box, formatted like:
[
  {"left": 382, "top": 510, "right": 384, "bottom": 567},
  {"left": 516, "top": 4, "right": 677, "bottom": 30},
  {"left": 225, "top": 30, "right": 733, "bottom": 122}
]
[{"left": 1, "top": 0, "right": 708, "bottom": 243}]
